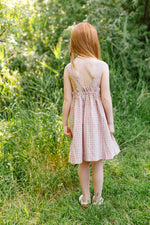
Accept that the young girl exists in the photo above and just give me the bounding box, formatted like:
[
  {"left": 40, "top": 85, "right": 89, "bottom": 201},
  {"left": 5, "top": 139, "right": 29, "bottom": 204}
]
[{"left": 62, "top": 22, "right": 120, "bottom": 209}]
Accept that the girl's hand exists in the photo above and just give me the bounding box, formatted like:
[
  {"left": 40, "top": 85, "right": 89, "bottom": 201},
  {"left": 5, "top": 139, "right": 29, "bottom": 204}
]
[
  {"left": 63, "top": 125, "right": 73, "bottom": 139},
  {"left": 108, "top": 124, "right": 114, "bottom": 135}
]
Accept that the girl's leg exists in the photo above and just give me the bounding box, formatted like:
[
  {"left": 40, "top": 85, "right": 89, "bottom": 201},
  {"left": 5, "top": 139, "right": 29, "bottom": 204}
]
[
  {"left": 91, "top": 159, "right": 103, "bottom": 200},
  {"left": 78, "top": 160, "right": 91, "bottom": 202}
]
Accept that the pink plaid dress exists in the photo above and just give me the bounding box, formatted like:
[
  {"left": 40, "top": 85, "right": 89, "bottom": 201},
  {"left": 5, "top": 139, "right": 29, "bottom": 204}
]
[{"left": 66, "top": 58, "right": 120, "bottom": 164}]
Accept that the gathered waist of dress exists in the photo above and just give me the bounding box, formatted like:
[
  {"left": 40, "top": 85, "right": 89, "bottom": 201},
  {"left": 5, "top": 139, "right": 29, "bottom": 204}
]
[{"left": 72, "top": 88, "right": 100, "bottom": 97}]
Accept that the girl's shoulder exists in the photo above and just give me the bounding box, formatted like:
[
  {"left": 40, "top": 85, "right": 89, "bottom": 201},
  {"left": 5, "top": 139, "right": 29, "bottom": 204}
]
[
  {"left": 64, "top": 62, "right": 70, "bottom": 68},
  {"left": 64, "top": 62, "right": 72, "bottom": 75},
  {"left": 97, "top": 60, "right": 109, "bottom": 73},
  {"left": 97, "top": 59, "right": 108, "bottom": 67}
]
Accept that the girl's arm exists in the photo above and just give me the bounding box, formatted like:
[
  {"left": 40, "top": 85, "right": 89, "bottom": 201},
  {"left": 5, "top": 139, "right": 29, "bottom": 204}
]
[
  {"left": 62, "top": 66, "right": 73, "bottom": 138},
  {"left": 100, "top": 62, "right": 114, "bottom": 134}
]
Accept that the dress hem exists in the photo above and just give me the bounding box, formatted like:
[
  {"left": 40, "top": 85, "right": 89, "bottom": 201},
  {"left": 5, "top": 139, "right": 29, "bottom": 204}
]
[{"left": 69, "top": 150, "right": 121, "bottom": 165}]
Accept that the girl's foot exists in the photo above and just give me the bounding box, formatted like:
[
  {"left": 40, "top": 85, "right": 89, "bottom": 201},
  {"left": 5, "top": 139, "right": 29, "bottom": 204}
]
[
  {"left": 92, "top": 195, "right": 104, "bottom": 206},
  {"left": 79, "top": 195, "right": 91, "bottom": 209}
]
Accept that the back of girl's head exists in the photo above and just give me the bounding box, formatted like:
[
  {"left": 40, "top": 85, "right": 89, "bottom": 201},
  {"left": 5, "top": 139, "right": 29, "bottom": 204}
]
[{"left": 69, "top": 22, "right": 101, "bottom": 68}]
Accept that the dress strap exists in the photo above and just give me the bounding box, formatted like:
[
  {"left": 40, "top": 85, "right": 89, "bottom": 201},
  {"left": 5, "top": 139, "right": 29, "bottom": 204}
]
[
  {"left": 91, "top": 62, "right": 103, "bottom": 88},
  {"left": 66, "top": 63, "right": 82, "bottom": 91}
]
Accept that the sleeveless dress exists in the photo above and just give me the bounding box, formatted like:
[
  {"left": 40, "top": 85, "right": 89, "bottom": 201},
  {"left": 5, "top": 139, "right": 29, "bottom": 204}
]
[{"left": 66, "top": 58, "right": 120, "bottom": 164}]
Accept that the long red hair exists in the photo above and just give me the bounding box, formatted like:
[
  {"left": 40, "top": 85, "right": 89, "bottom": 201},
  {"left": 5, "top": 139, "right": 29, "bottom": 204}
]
[{"left": 69, "top": 22, "right": 102, "bottom": 69}]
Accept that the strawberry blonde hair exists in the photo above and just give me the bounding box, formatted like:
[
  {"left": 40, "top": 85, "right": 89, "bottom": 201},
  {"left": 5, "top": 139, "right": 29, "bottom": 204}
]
[{"left": 69, "top": 22, "right": 102, "bottom": 69}]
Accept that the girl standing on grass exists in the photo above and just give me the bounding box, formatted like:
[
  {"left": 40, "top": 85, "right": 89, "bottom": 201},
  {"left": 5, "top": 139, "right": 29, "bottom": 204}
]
[{"left": 62, "top": 22, "right": 120, "bottom": 209}]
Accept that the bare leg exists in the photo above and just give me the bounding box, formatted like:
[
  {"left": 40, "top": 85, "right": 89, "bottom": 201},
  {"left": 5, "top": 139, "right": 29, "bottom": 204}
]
[
  {"left": 91, "top": 159, "right": 103, "bottom": 200},
  {"left": 78, "top": 160, "right": 91, "bottom": 202}
]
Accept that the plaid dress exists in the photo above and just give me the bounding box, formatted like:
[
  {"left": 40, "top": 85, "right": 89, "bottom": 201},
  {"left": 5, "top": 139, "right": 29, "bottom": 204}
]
[{"left": 66, "top": 59, "right": 120, "bottom": 164}]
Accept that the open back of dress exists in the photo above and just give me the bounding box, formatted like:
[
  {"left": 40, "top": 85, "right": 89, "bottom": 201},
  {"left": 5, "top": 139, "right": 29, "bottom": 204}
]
[{"left": 68, "top": 57, "right": 102, "bottom": 91}]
